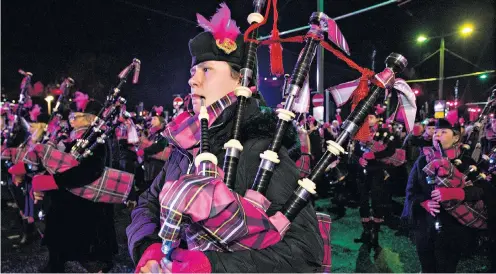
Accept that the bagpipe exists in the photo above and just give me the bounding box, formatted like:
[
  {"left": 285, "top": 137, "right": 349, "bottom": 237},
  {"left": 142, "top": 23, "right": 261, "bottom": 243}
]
[
  {"left": 157, "top": 3, "right": 407, "bottom": 272},
  {"left": 28, "top": 59, "right": 141, "bottom": 204},
  {"left": 40, "top": 77, "right": 74, "bottom": 145},
  {"left": 422, "top": 139, "right": 489, "bottom": 233},
  {"left": 466, "top": 93, "right": 496, "bottom": 161},
  {"left": 2, "top": 70, "right": 32, "bottom": 148}
]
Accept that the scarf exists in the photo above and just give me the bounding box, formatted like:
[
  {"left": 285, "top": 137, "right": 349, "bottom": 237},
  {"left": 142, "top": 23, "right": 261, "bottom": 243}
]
[{"left": 163, "top": 92, "right": 237, "bottom": 150}]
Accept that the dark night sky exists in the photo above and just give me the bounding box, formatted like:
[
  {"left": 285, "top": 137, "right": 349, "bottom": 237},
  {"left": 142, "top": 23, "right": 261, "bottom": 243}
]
[{"left": 1, "top": 0, "right": 495, "bottom": 111}]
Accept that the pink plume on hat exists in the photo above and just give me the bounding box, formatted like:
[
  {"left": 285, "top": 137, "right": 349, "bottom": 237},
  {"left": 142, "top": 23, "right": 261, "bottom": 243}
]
[
  {"left": 29, "top": 104, "right": 42, "bottom": 121},
  {"left": 196, "top": 3, "right": 240, "bottom": 43},
  {"left": 155, "top": 106, "right": 164, "bottom": 116},
  {"left": 74, "top": 91, "right": 89, "bottom": 112},
  {"left": 446, "top": 109, "right": 459, "bottom": 126},
  {"left": 30, "top": 81, "right": 44, "bottom": 96},
  {"left": 24, "top": 97, "right": 33, "bottom": 108},
  {"left": 323, "top": 122, "right": 331, "bottom": 129},
  {"left": 375, "top": 104, "right": 386, "bottom": 115}
]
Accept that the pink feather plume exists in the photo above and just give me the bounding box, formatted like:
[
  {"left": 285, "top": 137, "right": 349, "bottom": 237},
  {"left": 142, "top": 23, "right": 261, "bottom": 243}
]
[
  {"left": 29, "top": 104, "right": 42, "bottom": 121},
  {"left": 74, "top": 91, "right": 90, "bottom": 112},
  {"left": 196, "top": 3, "right": 240, "bottom": 43}
]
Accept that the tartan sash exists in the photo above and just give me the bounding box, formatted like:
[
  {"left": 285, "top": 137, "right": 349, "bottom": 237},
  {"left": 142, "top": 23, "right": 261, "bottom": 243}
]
[
  {"left": 158, "top": 174, "right": 289, "bottom": 252},
  {"left": 422, "top": 147, "right": 488, "bottom": 229},
  {"left": 316, "top": 212, "right": 332, "bottom": 273}
]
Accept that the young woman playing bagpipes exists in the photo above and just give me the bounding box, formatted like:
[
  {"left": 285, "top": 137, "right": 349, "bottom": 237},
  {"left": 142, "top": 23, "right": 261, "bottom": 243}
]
[
  {"left": 127, "top": 3, "right": 325, "bottom": 272},
  {"left": 402, "top": 118, "right": 491, "bottom": 273},
  {"left": 30, "top": 97, "right": 118, "bottom": 273}
]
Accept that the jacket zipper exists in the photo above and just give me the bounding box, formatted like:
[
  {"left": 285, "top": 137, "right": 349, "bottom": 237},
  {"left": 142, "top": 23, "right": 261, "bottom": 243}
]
[{"left": 175, "top": 146, "right": 194, "bottom": 175}]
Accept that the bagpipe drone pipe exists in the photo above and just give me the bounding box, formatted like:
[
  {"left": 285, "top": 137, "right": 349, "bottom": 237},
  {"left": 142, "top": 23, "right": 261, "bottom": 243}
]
[
  {"left": 465, "top": 93, "right": 496, "bottom": 161},
  {"left": 2, "top": 70, "right": 33, "bottom": 148},
  {"left": 26, "top": 59, "right": 141, "bottom": 204},
  {"left": 156, "top": 6, "right": 406, "bottom": 273},
  {"left": 40, "top": 77, "right": 75, "bottom": 145}
]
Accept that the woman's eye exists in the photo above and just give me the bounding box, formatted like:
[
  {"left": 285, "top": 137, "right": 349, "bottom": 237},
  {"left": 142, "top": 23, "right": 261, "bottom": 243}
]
[{"left": 203, "top": 67, "right": 211, "bottom": 72}]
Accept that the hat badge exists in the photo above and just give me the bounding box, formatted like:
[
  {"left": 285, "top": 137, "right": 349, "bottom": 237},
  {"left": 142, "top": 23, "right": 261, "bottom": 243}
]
[{"left": 216, "top": 38, "right": 237, "bottom": 54}]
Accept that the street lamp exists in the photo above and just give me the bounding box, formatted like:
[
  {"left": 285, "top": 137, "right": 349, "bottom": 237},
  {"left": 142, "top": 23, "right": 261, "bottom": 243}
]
[
  {"left": 45, "top": 95, "right": 54, "bottom": 115},
  {"left": 415, "top": 23, "right": 475, "bottom": 100}
]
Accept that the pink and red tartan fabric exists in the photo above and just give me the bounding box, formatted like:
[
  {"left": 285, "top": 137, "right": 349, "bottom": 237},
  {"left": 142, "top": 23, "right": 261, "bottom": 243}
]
[
  {"left": 422, "top": 147, "right": 488, "bottom": 229},
  {"left": 295, "top": 128, "right": 311, "bottom": 178},
  {"left": 316, "top": 212, "right": 332, "bottom": 273},
  {"left": 1, "top": 144, "right": 36, "bottom": 165},
  {"left": 70, "top": 167, "right": 134, "bottom": 204},
  {"left": 158, "top": 174, "right": 289, "bottom": 253},
  {"left": 367, "top": 139, "right": 406, "bottom": 167},
  {"left": 29, "top": 142, "right": 133, "bottom": 204},
  {"left": 162, "top": 92, "right": 237, "bottom": 150}
]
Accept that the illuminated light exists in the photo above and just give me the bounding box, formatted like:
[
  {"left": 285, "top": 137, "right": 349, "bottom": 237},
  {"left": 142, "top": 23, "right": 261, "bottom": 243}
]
[
  {"left": 12, "top": 100, "right": 15, "bottom": 103},
  {"left": 417, "top": 35, "right": 428, "bottom": 43},
  {"left": 264, "top": 77, "right": 267, "bottom": 81},
  {"left": 45, "top": 95, "right": 54, "bottom": 102},
  {"left": 460, "top": 23, "right": 474, "bottom": 36},
  {"left": 272, "top": 77, "right": 278, "bottom": 80},
  {"left": 479, "top": 74, "right": 488, "bottom": 80},
  {"left": 413, "top": 89, "right": 420, "bottom": 95}
]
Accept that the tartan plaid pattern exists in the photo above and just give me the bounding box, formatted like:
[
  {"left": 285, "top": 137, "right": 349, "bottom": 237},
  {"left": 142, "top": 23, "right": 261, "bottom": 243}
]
[
  {"left": 296, "top": 154, "right": 311, "bottom": 178},
  {"left": 158, "top": 174, "right": 287, "bottom": 253},
  {"left": 115, "top": 123, "right": 128, "bottom": 141},
  {"left": 22, "top": 145, "right": 40, "bottom": 166},
  {"left": 316, "top": 212, "right": 332, "bottom": 273},
  {"left": 32, "top": 143, "right": 79, "bottom": 174},
  {"left": 382, "top": 149, "right": 406, "bottom": 167},
  {"left": 69, "top": 127, "right": 88, "bottom": 142},
  {"left": 163, "top": 92, "right": 237, "bottom": 150},
  {"left": 296, "top": 129, "right": 311, "bottom": 178},
  {"left": 68, "top": 167, "right": 134, "bottom": 204},
  {"left": 14, "top": 147, "right": 28, "bottom": 164},
  {"left": 422, "top": 147, "right": 488, "bottom": 229},
  {"left": 1, "top": 145, "right": 14, "bottom": 161},
  {"left": 32, "top": 143, "right": 133, "bottom": 204},
  {"left": 367, "top": 140, "right": 406, "bottom": 167}
]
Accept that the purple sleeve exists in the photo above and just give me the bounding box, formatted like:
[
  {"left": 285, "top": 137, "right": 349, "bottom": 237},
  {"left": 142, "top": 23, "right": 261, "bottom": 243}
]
[{"left": 126, "top": 169, "right": 166, "bottom": 264}]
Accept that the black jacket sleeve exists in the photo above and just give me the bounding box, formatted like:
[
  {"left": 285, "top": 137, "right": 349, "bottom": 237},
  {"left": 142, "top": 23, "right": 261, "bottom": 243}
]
[
  {"left": 402, "top": 156, "right": 430, "bottom": 226},
  {"left": 143, "top": 136, "right": 168, "bottom": 158},
  {"left": 374, "top": 137, "right": 401, "bottom": 159},
  {"left": 204, "top": 138, "right": 324, "bottom": 273}
]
